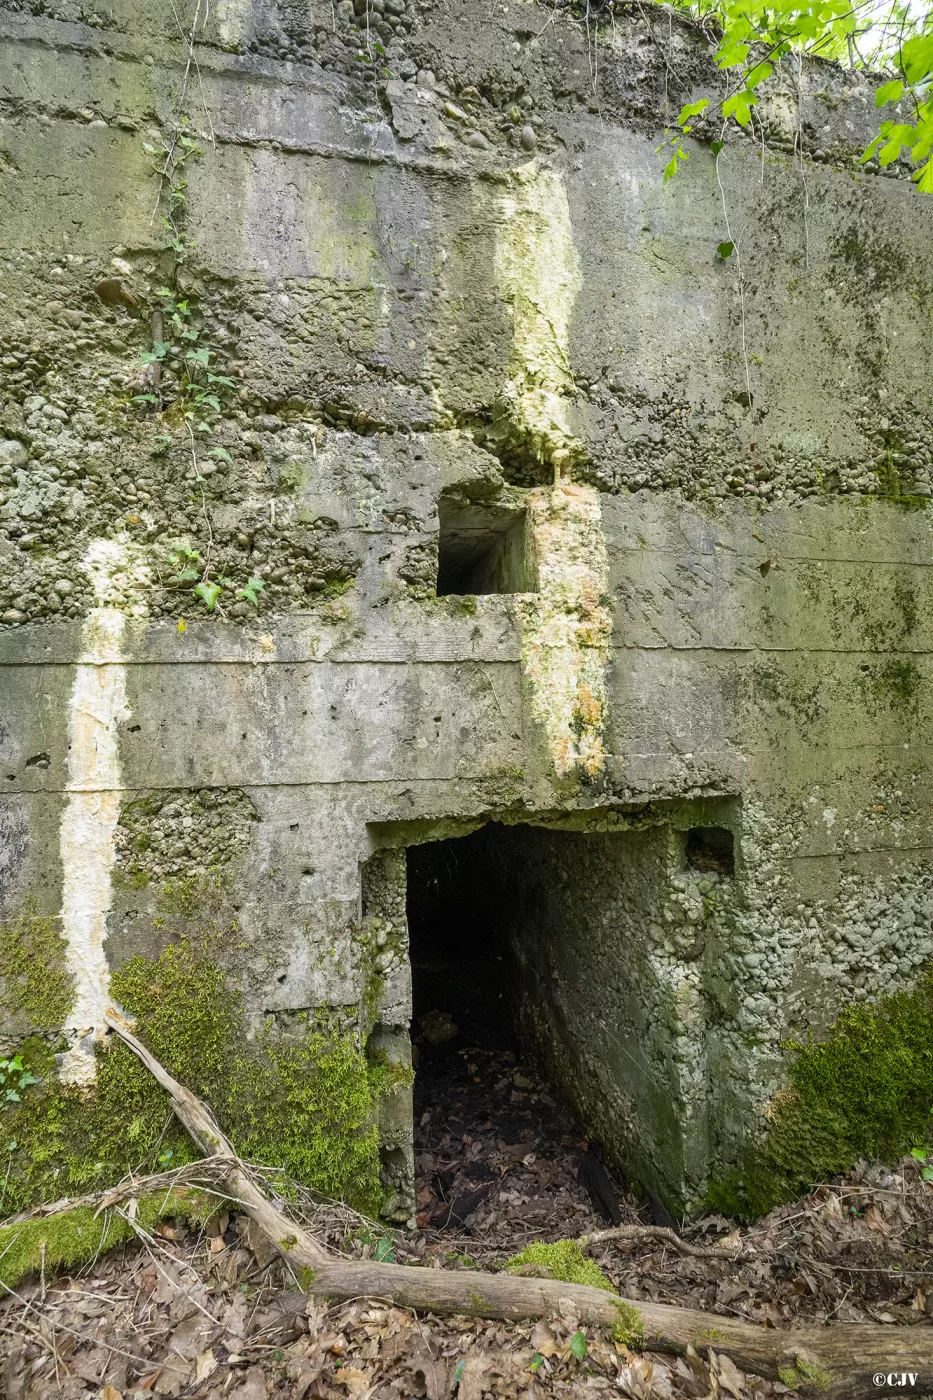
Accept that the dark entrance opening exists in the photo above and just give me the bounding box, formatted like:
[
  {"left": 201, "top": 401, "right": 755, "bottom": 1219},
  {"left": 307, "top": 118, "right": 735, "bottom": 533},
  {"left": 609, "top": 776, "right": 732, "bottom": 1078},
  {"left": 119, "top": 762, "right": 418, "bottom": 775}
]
[
  {"left": 686, "top": 825, "right": 735, "bottom": 876},
  {"left": 407, "top": 830, "right": 518, "bottom": 1055},
  {"left": 405, "top": 824, "right": 633, "bottom": 1241}
]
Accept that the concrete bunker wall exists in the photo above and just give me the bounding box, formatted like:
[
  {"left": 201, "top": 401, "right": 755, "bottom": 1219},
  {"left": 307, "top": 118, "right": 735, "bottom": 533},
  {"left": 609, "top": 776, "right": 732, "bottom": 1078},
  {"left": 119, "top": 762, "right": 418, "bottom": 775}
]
[{"left": 1, "top": 0, "right": 933, "bottom": 1225}]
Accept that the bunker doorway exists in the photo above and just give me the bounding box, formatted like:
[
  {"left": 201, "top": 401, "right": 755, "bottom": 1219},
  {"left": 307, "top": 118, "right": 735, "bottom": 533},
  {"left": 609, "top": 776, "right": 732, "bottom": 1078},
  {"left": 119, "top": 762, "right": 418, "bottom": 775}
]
[
  {"left": 401, "top": 819, "right": 701, "bottom": 1234},
  {"left": 406, "top": 824, "right": 590, "bottom": 1235},
  {"left": 407, "top": 828, "right": 519, "bottom": 1058}
]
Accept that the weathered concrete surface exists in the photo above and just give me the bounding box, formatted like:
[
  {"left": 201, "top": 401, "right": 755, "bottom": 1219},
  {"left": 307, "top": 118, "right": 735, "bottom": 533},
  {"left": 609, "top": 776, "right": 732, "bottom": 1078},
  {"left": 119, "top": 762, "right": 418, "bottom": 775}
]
[{"left": 1, "top": 0, "right": 932, "bottom": 1215}]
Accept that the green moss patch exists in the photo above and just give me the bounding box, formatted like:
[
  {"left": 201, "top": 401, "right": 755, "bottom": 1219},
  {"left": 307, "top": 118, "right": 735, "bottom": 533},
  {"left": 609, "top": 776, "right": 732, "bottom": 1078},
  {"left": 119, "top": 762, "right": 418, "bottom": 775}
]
[
  {"left": 709, "top": 971, "right": 933, "bottom": 1218},
  {"left": 505, "top": 1239, "right": 615, "bottom": 1291},
  {"left": 611, "top": 1300, "right": 645, "bottom": 1349},
  {"left": 0, "top": 904, "right": 74, "bottom": 1032},
  {"left": 1, "top": 941, "right": 384, "bottom": 1219},
  {"left": 778, "top": 1359, "right": 832, "bottom": 1393},
  {"left": 0, "top": 1187, "right": 217, "bottom": 1290}
]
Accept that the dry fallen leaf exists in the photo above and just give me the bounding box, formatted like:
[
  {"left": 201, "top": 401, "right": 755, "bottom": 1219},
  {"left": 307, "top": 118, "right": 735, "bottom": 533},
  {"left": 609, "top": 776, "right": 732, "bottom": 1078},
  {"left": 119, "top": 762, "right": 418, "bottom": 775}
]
[
  {"left": 530, "top": 1320, "right": 560, "bottom": 1358},
  {"left": 195, "top": 1350, "right": 218, "bottom": 1382},
  {"left": 99, "top": 1387, "right": 123, "bottom": 1400},
  {"left": 715, "top": 1351, "right": 748, "bottom": 1399},
  {"left": 335, "top": 1366, "right": 371, "bottom": 1395},
  {"left": 459, "top": 1354, "right": 491, "bottom": 1400},
  {"left": 864, "top": 1204, "right": 893, "bottom": 1236}
]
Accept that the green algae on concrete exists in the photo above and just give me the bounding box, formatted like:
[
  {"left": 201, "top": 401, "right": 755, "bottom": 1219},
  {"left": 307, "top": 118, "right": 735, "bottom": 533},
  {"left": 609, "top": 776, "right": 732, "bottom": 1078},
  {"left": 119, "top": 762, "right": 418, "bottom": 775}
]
[
  {"left": 708, "top": 969, "right": 933, "bottom": 1218},
  {"left": 0, "top": 940, "right": 386, "bottom": 1220}
]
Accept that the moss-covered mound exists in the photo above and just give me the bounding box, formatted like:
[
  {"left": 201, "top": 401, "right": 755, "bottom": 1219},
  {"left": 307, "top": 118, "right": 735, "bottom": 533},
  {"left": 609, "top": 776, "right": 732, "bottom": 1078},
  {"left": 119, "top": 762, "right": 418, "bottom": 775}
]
[
  {"left": 505, "top": 1238, "right": 615, "bottom": 1290},
  {"left": 709, "top": 970, "right": 933, "bottom": 1218},
  {"left": 0, "top": 1188, "right": 216, "bottom": 1289}
]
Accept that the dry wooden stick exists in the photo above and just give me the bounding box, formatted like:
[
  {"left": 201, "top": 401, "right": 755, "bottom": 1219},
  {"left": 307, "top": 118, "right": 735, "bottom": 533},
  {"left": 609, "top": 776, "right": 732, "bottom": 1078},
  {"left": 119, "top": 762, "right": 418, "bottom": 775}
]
[
  {"left": 100, "top": 1012, "right": 933, "bottom": 1400},
  {"left": 582, "top": 1223, "right": 741, "bottom": 1260},
  {"left": 3, "top": 1157, "right": 237, "bottom": 1227}
]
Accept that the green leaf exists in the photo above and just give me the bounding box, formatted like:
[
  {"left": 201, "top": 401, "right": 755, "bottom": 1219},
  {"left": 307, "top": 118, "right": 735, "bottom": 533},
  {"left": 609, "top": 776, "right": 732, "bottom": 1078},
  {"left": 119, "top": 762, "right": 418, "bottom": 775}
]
[
  {"left": 717, "top": 39, "right": 750, "bottom": 69},
  {"left": 923, "top": 1166, "right": 933, "bottom": 1182},
  {"left": 209, "top": 446, "right": 233, "bottom": 462},
  {"left": 678, "top": 98, "right": 709, "bottom": 126},
  {"left": 875, "top": 79, "right": 904, "bottom": 108},
  {"left": 570, "top": 1331, "right": 587, "bottom": 1361},
  {"left": 746, "top": 60, "right": 773, "bottom": 89},
  {"left": 663, "top": 144, "right": 688, "bottom": 182},
  {"left": 373, "top": 1236, "right": 396, "bottom": 1262},
  {"left": 914, "top": 161, "right": 933, "bottom": 193},
  {"left": 194, "top": 580, "right": 223, "bottom": 611},
  {"left": 911, "top": 1148, "right": 928, "bottom": 1160},
  {"left": 453, "top": 1360, "right": 466, "bottom": 1385},
  {"left": 236, "top": 576, "right": 265, "bottom": 608},
  {"left": 5, "top": 1090, "right": 20, "bottom": 1104},
  {"left": 138, "top": 343, "right": 168, "bottom": 364},
  {"left": 723, "top": 89, "right": 757, "bottom": 128},
  {"left": 187, "top": 347, "right": 211, "bottom": 367},
  {"left": 529, "top": 1354, "right": 544, "bottom": 1373},
  {"left": 717, "top": 240, "right": 735, "bottom": 259},
  {"left": 902, "top": 32, "right": 933, "bottom": 87},
  {"left": 175, "top": 567, "right": 201, "bottom": 583},
  {"left": 710, "top": 139, "right": 725, "bottom": 155}
]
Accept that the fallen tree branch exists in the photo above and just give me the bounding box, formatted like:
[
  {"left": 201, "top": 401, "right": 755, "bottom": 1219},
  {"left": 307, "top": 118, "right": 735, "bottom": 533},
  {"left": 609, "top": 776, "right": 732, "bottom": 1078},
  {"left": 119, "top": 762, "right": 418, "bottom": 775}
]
[
  {"left": 94, "top": 1011, "right": 933, "bottom": 1398},
  {"left": 582, "top": 1224, "right": 741, "bottom": 1260}
]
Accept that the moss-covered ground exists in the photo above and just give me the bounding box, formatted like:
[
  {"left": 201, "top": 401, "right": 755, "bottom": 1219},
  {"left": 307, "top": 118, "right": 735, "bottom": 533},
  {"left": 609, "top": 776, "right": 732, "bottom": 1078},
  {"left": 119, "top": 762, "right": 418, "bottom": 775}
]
[
  {"left": 505, "top": 1238, "right": 615, "bottom": 1290},
  {"left": 0, "top": 1187, "right": 217, "bottom": 1289}
]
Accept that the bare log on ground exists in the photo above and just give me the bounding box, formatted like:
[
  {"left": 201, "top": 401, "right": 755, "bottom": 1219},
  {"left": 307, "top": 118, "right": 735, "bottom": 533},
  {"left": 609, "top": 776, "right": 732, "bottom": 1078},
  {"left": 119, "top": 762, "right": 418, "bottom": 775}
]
[{"left": 101, "top": 1012, "right": 933, "bottom": 1400}]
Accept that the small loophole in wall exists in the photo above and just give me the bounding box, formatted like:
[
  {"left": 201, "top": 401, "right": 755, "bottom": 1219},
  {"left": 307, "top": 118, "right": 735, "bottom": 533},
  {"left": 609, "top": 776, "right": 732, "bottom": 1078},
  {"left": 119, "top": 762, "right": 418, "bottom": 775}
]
[
  {"left": 436, "top": 497, "right": 537, "bottom": 596},
  {"left": 685, "top": 826, "right": 735, "bottom": 876}
]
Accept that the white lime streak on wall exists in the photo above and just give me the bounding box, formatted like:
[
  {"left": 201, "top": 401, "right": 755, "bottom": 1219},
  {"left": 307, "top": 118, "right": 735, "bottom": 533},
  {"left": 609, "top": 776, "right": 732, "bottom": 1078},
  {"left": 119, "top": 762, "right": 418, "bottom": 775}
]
[
  {"left": 518, "top": 484, "right": 612, "bottom": 779},
  {"left": 493, "top": 163, "right": 612, "bottom": 777},
  {"left": 493, "top": 162, "right": 582, "bottom": 472},
  {"left": 58, "top": 540, "right": 138, "bottom": 1085}
]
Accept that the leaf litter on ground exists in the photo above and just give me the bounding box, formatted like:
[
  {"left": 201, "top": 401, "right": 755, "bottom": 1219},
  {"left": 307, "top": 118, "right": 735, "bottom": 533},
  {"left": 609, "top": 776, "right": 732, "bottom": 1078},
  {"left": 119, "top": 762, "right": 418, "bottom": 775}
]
[{"left": 0, "top": 1044, "right": 931, "bottom": 1397}]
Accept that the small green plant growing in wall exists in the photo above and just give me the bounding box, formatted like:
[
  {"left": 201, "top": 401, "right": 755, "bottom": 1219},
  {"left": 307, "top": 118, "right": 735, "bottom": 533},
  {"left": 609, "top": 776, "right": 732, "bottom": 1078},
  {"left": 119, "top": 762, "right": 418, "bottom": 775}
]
[
  {"left": 135, "top": 289, "right": 236, "bottom": 429},
  {"left": 0, "top": 1055, "right": 38, "bottom": 1108},
  {"left": 132, "top": 122, "right": 238, "bottom": 438},
  {"left": 165, "top": 545, "right": 265, "bottom": 615}
]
